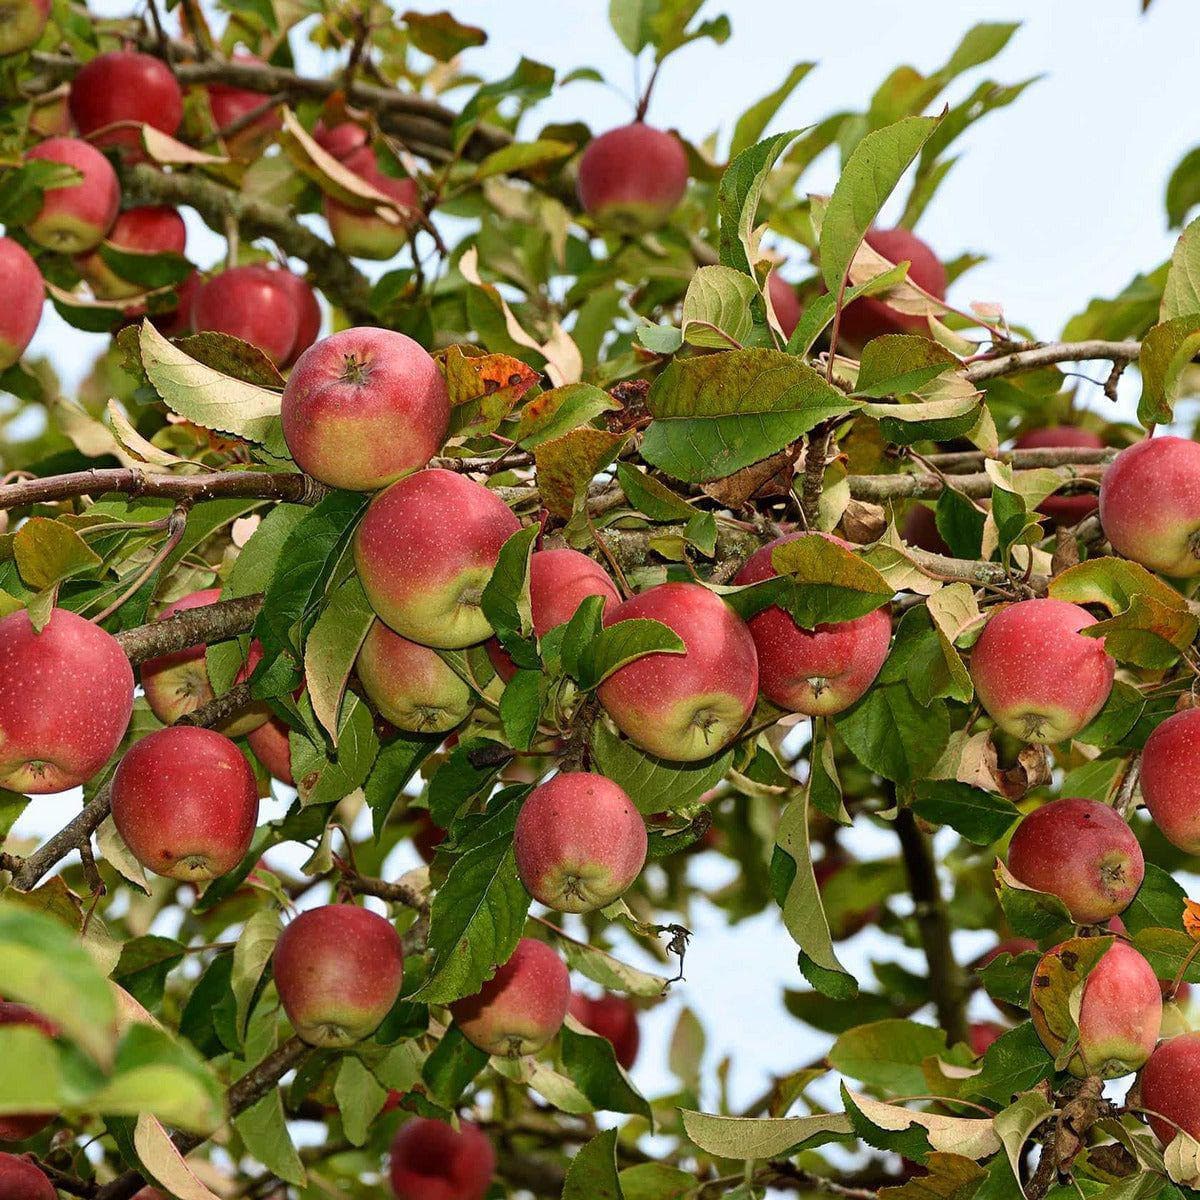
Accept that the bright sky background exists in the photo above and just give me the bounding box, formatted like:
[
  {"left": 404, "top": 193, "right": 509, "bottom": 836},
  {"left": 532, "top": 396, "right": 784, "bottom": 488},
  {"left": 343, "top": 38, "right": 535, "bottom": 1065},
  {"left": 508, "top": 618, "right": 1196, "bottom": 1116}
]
[{"left": 13, "top": 1, "right": 1200, "bottom": 1187}]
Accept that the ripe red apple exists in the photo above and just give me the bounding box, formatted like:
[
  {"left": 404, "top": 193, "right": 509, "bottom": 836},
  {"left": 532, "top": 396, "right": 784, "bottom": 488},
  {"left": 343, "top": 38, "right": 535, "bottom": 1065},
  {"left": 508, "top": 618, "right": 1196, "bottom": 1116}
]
[
  {"left": 577, "top": 123, "right": 689, "bottom": 233},
  {"left": 281, "top": 327, "right": 449, "bottom": 491},
  {"left": 206, "top": 54, "right": 282, "bottom": 157},
  {"left": 0, "top": 1004, "right": 56, "bottom": 1141},
  {"left": 0, "top": 607, "right": 133, "bottom": 793},
  {"left": 1139, "top": 1032, "right": 1200, "bottom": 1145},
  {"left": 1100, "top": 437, "right": 1200, "bottom": 577},
  {"left": 837, "top": 226, "right": 946, "bottom": 346},
  {"left": 486, "top": 548, "right": 620, "bottom": 681},
  {"left": 900, "top": 503, "right": 951, "bottom": 555},
  {"left": 1006, "top": 797, "right": 1143, "bottom": 924},
  {"left": 272, "top": 271, "right": 321, "bottom": 366},
  {"left": 1140, "top": 708, "right": 1200, "bottom": 852},
  {"left": 314, "top": 120, "right": 368, "bottom": 161},
  {"left": 191, "top": 266, "right": 301, "bottom": 366},
  {"left": 390, "top": 1118, "right": 495, "bottom": 1200},
  {"left": 568, "top": 992, "right": 640, "bottom": 1069},
  {"left": 733, "top": 534, "right": 891, "bottom": 716},
  {"left": 75, "top": 205, "right": 187, "bottom": 301},
  {"left": 598, "top": 582, "right": 758, "bottom": 762},
  {"left": 969, "top": 598, "right": 1114, "bottom": 744},
  {"left": 411, "top": 810, "right": 445, "bottom": 862},
  {"left": 138, "top": 588, "right": 269, "bottom": 735},
  {"left": 355, "top": 469, "right": 521, "bottom": 649},
  {"left": 323, "top": 145, "right": 420, "bottom": 260},
  {"left": 0, "top": 0, "right": 49, "bottom": 54},
  {"left": 0, "top": 1154, "right": 55, "bottom": 1200},
  {"left": 356, "top": 620, "right": 473, "bottom": 734},
  {"left": 151, "top": 270, "right": 201, "bottom": 338},
  {"left": 514, "top": 772, "right": 647, "bottom": 912},
  {"left": 0, "top": 237, "right": 43, "bottom": 370},
  {"left": 1030, "top": 939, "right": 1161, "bottom": 1078},
  {"left": 68, "top": 50, "right": 183, "bottom": 156},
  {"left": 273, "top": 905, "right": 404, "bottom": 1047},
  {"left": 449, "top": 937, "right": 570, "bottom": 1057},
  {"left": 247, "top": 717, "right": 294, "bottom": 787},
  {"left": 968, "top": 1021, "right": 1006, "bottom": 1057},
  {"left": 1014, "top": 426, "right": 1105, "bottom": 527},
  {"left": 110, "top": 726, "right": 259, "bottom": 881},
  {"left": 767, "top": 269, "right": 801, "bottom": 340},
  {"left": 24, "top": 136, "right": 120, "bottom": 253}
]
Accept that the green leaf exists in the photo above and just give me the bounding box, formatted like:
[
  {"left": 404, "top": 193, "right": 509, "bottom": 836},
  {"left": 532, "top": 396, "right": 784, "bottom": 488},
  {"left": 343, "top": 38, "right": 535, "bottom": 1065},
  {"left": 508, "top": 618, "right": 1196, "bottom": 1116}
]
[
  {"left": 829, "top": 1019, "right": 955, "bottom": 1095},
  {"left": 97, "top": 243, "right": 192, "bottom": 290},
  {"left": 641, "top": 348, "right": 858, "bottom": 484},
  {"left": 787, "top": 264, "right": 910, "bottom": 355},
  {"left": 819, "top": 115, "right": 941, "bottom": 296},
  {"left": 564, "top": 1127, "right": 625, "bottom": 1200},
  {"left": 730, "top": 63, "right": 816, "bottom": 159},
  {"left": 590, "top": 721, "right": 732, "bottom": 814},
  {"left": 479, "top": 524, "right": 538, "bottom": 662},
  {"left": 911, "top": 780, "right": 1019, "bottom": 845},
  {"left": 305, "top": 573, "right": 374, "bottom": 741},
  {"left": 681, "top": 265, "right": 759, "bottom": 348},
  {"left": 1162, "top": 216, "right": 1200, "bottom": 320},
  {"left": 452, "top": 57, "right": 554, "bottom": 151},
  {"left": 231, "top": 906, "right": 281, "bottom": 1043},
  {"left": 835, "top": 683, "right": 949, "bottom": 784},
  {"left": 965, "top": 1023, "right": 1054, "bottom": 1105},
  {"left": 1138, "top": 315, "right": 1200, "bottom": 426},
  {"left": 334, "top": 1056, "right": 388, "bottom": 1146},
  {"left": 0, "top": 1025, "right": 61, "bottom": 1117},
  {"left": 575, "top": 617, "right": 684, "bottom": 690},
  {"left": 619, "top": 1163, "right": 696, "bottom": 1200},
  {"left": 557, "top": 934, "right": 670, "bottom": 997},
  {"left": 513, "top": 382, "right": 619, "bottom": 448},
  {"left": 561, "top": 1021, "right": 652, "bottom": 1119},
  {"left": 402, "top": 8, "right": 486, "bottom": 60},
  {"left": 290, "top": 693, "right": 379, "bottom": 807},
  {"left": 1123, "top": 863, "right": 1187, "bottom": 935},
  {"left": 1167, "top": 145, "right": 1200, "bottom": 228},
  {"left": 427, "top": 737, "right": 511, "bottom": 828},
  {"left": 13, "top": 516, "right": 101, "bottom": 590},
  {"left": 364, "top": 734, "right": 438, "bottom": 837},
  {"left": 499, "top": 668, "right": 542, "bottom": 750},
  {"left": 679, "top": 1108, "right": 853, "bottom": 1159},
  {"left": 534, "top": 427, "right": 627, "bottom": 517},
  {"left": 854, "top": 334, "right": 960, "bottom": 398},
  {"left": 718, "top": 129, "right": 802, "bottom": 276},
  {"left": 422, "top": 1024, "right": 489, "bottom": 1106},
  {"left": 616, "top": 463, "right": 696, "bottom": 522},
  {"left": 473, "top": 137, "right": 573, "bottom": 181},
  {"left": 113, "top": 936, "right": 185, "bottom": 1010},
  {"left": 993, "top": 861, "right": 1073, "bottom": 940}
]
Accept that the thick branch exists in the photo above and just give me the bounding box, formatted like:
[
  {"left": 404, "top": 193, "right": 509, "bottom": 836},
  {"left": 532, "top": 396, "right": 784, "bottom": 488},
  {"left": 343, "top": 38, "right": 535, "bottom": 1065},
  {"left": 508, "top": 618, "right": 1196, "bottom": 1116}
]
[
  {"left": 0, "top": 468, "right": 323, "bottom": 513},
  {"left": 847, "top": 464, "right": 1105, "bottom": 501},
  {"left": 965, "top": 340, "right": 1141, "bottom": 383},
  {"left": 925, "top": 446, "right": 1117, "bottom": 473},
  {"left": 344, "top": 872, "right": 430, "bottom": 913},
  {"left": 116, "top": 595, "right": 264, "bottom": 666}
]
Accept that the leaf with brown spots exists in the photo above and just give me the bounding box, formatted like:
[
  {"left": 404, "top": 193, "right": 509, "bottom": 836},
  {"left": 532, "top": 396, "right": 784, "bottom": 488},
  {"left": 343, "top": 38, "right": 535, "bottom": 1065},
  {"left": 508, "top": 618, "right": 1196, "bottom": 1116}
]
[
  {"left": 175, "top": 332, "right": 285, "bottom": 389},
  {"left": 534, "top": 428, "right": 627, "bottom": 518},
  {"left": 439, "top": 344, "right": 541, "bottom": 437},
  {"left": 1182, "top": 899, "right": 1200, "bottom": 940}
]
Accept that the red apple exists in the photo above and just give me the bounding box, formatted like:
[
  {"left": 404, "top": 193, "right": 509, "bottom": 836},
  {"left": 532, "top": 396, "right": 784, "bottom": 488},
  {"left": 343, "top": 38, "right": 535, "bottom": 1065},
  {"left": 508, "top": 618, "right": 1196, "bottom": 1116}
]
[
  {"left": 0, "top": 1004, "right": 56, "bottom": 1141},
  {"left": 1140, "top": 708, "right": 1200, "bottom": 852},
  {"left": 191, "top": 265, "right": 301, "bottom": 366},
  {"left": 837, "top": 226, "right": 946, "bottom": 346},
  {"left": 110, "top": 726, "right": 259, "bottom": 881},
  {"left": 281, "top": 327, "right": 449, "bottom": 491},
  {"left": 24, "top": 136, "right": 120, "bottom": 253},
  {"left": 206, "top": 54, "right": 282, "bottom": 158},
  {"left": 138, "top": 588, "right": 269, "bottom": 736},
  {"left": 1139, "top": 1032, "right": 1200, "bottom": 1145},
  {"left": 0, "top": 1153, "right": 55, "bottom": 1200},
  {"left": 247, "top": 716, "right": 294, "bottom": 787},
  {"left": 733, "top": 533, "right": 891, "bottom": 716},
  {"left": 356, "top": 620, "right": 473, "bottom": 734},
  {"left": 449, "top": 937, "right": 569, "bottom": 1057},
  {"left": 486, "top": 548, "right": 620, "bottom": 681},
  {"left": 68, "top": 50, "right": 183, "bottom": 156},
  {"left": 151, "top": 270, "right": 201, "bottom": 337},
  {"left": 389, "top": 1118, "right": 494, "bottom": 1200},
  {"left": 598, "top": 582, "right": 758, "bottom": 762},
  {"left": 969, "top": 598, "right": 1114, "bottom": 744},
  {"left": 900, "top": 503, "right": 951, "bottom": 555},
  {"left": 568, "top": 992, "right": 640, "bottom": 1069},
  {"left": 968, "top": 1021, "right": 1006, "bottom": 1057},
  {"left": 767, "top": 269, "right": 801, "bottom": 340},
  {"left": 273, "top": 905, "right": 404, "bottom": 1047},
  {"left": 0, "top": 237, "right": 43, "bottom": 370},
  {"left": 514, "top": 772, "right": 646, "bottom": 912},
  {"left": 323, "top": 145, "right": 420, "bottom": 260},
  {"left": 577, "top": 123, "right": 689, "bottom": 233},
  {"left": 0, "top": 607, "right": 133, "bottom": 793},
  {"left": 411, "top": 810, "right": 445, "bottom": 863},
  {"left": 1014, "top": 426, "right": 1105, "bottom": 527},
  {"left": 273, "top": 271, "right": 321, "bottom": 366},
  {"left": 1100, "top": 437, "right": 1200, "bottom": 577},
  {"left": 1030, "top": 939, "right": 1161, "bottom": 1078},
  {"left": 354, "top": 469, "right": 521, "bottom": 649},
  {"left": 314, "top": 119, "right": 368, "bottom": 162},
  {"left": 1007, "top": 797, "right": 1143, "bottom": 924},
  {"left": 0, "top": 0, "right": 49, "bottom": 54},
  {"left": 75, "top": 205, "right": 187, "bottom": 300}
]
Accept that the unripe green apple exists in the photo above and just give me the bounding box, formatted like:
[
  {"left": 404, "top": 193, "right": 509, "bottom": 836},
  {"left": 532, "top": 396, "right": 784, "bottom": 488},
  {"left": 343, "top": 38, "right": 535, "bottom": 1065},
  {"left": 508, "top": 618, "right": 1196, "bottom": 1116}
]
[{"left": 0, "top": 0, "right": 49, "bottom": 55}]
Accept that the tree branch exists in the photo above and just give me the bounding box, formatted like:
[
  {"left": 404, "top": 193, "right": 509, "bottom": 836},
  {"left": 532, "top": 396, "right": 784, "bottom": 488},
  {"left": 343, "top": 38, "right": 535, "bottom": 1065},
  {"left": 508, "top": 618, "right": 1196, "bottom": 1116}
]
[
  {"left": 847, "top": 463, "right": 1106, "bottom": 501},
  {"left": 115, "top": 595, "right": 264, "bottom": 666},
  {"left": 965, "top": 340, "right": 1141, "bottom": 383}
]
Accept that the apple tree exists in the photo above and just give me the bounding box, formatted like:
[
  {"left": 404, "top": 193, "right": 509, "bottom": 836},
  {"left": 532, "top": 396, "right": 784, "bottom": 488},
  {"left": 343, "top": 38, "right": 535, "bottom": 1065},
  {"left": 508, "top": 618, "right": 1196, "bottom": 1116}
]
[{"left": 0, "top": 2, "right": 1199, "bottom": 1199}]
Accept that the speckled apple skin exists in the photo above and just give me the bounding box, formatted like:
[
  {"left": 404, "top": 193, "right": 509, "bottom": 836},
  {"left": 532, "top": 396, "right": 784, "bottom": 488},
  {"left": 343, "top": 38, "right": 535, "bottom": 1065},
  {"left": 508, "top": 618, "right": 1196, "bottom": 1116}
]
[
  {"left": 734, "top": 534, "right": 891, "bottom": 716},
  {"left": 74, "top": 206, "right": 186, "bottom": 300},
  {"left": 0, "top": 607, "right": 133, "bottom": 793},
  {"left": 1031, "top": 940, "right": 1161, "bottom": 1078},
  {"left": 969, "top": 598, "right": 1114, "bottom": 744},
  {"left": 837, "top": 227, "right": 946, "bottom": 345},
  {"left": 577, "top": 123, "right": 689, "bottom": 233},
  {"left": 281, "top": 327, "right": 448, "bottom": 492},
  {"left": 0, "top": 1003, "right": 57, "bottom": 1141},
  {"left": 0, "top": 238, "right": 44, "bottom": 371},
  {"left": 191, "top": 266, "right": 300, "bottom": 366},
  {"left": 25, "top": 137, "right": 120, "bottom": 254},
  {"left": 324, "top": 145, "right": 420, "bottom": 259},
  {"left": 355, "top": 469, "right": 521, "bottom": 649},
  {"left": 1007, "top": 797, "right": 1144, "bottom": 924},
  {"left": 487, "top": 548, "right": 620, "bottom": 681},
  {"left": 273, "top": 271, "right": 321, "bottom": 367},
  {"left": 450, "top": 937, "right": 569, "bottom": 1057},
  {"left": 0, "top": 1152, "right": 55, "bottom": 1200},
  {"left": 110, "top": 726, "right": 259, "bottom": 881},
  {"left": 356, "top": 620, "right": 472, "bottom": 734},
  {"left": 273, "top": 905, "right": 404, "bottom": 1048},
  {"left": 247, "top": 716, "right": 294, "bottom": 786},
  {"left": 597, "top": 582, "right": 758, "bottom": 762},
  {"left": 139, "top": 588, "right": 269, "bottom": 736},
  {"left": 1014, "top": 426, "right": 1105, "bottom": 527},
  {"left": 1140, "top": 708, "right": 1200, "bottom": 851},
  {"left": 389, "top": 1118, "right": 495, "bottom": 1200},
  {"left": 1140, "top": 1032, "right": 1200, "bottom": 1145},
  {"left": 68, "top": 50, "right": 183, "bottom": 156},
  {"left": 1100, "top": 437, "right": 1200, "bottom": 577},
  {"left": 568, "top": 992, "right": 640, "bottom": 1070},
  {"left": 514, "top": 772, "right": 646, "bottom": 912}
]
